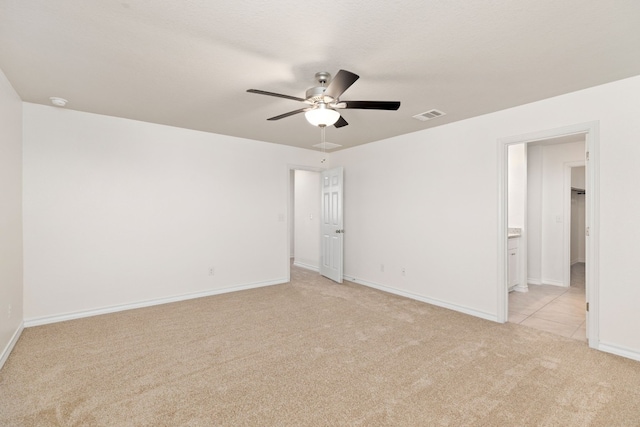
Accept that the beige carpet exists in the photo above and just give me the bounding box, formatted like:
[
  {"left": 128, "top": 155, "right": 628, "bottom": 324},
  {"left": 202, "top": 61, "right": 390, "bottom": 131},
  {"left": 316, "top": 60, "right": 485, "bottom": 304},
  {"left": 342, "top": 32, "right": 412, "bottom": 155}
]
[{"left": 2, "top": 266, "right": 640, "bottom": 426}]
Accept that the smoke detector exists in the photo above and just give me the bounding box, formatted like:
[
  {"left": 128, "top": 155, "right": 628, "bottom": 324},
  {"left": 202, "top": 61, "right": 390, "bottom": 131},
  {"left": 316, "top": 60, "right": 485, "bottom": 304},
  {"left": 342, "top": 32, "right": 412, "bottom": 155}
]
[{"left": 49, "top": 97, "right": 68, "bottom": 107}]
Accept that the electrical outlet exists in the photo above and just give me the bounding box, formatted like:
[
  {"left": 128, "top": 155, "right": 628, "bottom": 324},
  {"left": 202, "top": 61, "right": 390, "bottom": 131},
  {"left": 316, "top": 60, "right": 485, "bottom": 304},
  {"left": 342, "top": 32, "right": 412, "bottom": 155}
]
[
  {"left": 7, "top": 304, "right": 11, "bottom": 319},
  {"left": 208, "top": 267, "right": 215, "bottom": 276},
  {"left": 380, "top": 264, "right": 385, "bottom": 273},
  {"left": 401, "top": 267, "right": 406, "bottom": 276}
]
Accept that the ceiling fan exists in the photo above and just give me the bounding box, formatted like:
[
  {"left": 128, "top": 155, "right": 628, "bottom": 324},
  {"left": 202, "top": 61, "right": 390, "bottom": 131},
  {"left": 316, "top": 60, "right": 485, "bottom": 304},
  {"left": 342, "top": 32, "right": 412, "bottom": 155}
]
[{"left": 247, "top": 70, "right": 400, "bottom": 128}]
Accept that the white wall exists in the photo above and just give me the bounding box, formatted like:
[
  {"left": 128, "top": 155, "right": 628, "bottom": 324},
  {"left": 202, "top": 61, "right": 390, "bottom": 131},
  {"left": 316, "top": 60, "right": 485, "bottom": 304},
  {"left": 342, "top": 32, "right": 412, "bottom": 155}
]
[
  {"left": 22, "top": 103, "right": 324, "bottom": 322},
  {"left": 538, "top": 141, "right": 585, "bottom": 285},
  {"left": 529, "top": 141, "right": 586, "bottom": 285},
  {"left": 526, "top": 145, "right": 543, "bottom": 284},
  {"left": 293, "top": 170, "right": 320, "bottom": 270},
  {"left": 332, "top": 75, "right": 640, "bottom": 356},
  {"left": 571, "top": 166, "right": 586, "bottom": 190},
  {"left": 0, "top": 68, "right": 24, "bottom": 368},
  {"left": 507, "top": 144, "right": 526, "bottom": 228}
]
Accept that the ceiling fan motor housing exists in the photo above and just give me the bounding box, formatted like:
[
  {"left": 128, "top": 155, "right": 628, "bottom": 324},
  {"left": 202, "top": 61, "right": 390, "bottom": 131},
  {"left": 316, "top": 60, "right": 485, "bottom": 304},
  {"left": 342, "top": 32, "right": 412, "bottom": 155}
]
[
  {"left": 305, "top": 86, "right": 333, "bottom": 103},
  {"left": 304, "top": 71, "right": 334, "bottom": 103}
]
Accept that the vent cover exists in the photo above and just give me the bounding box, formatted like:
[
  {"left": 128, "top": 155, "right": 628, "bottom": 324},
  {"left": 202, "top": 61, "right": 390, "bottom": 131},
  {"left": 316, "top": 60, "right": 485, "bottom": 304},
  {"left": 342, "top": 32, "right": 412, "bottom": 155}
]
[
  {"left": 413, "top": 109, "right": 446, "bottom": 121},
  {"left": 313, "top": 142, "right": 342, "bottom": 150}
]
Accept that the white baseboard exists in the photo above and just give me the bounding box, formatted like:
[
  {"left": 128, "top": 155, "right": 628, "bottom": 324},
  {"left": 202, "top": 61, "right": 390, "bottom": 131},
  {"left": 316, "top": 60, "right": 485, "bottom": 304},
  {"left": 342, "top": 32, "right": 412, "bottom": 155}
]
[
  {"left": 528, "top": 278, "right": 542, "bottom": 285},
  {"left": 541, "top": 278, "right": 566, "bottom": 287},
  {"left": 598, "top": 342, "right": 640, "bottom": 362},
  {"left": 343, "top": 275, "right": 497, "bottom": 322},
  {"left": 24, "top": 278, "right": 288, "bottom": 327},
  {"left": 512, "top": 284, "right": 529, "bottom": 293},
  {"left": 293, "top": 261, "right": 319, "bottom": 272},
  {"left": 1, "top": 322, "right": 24, "bottom": 370}
]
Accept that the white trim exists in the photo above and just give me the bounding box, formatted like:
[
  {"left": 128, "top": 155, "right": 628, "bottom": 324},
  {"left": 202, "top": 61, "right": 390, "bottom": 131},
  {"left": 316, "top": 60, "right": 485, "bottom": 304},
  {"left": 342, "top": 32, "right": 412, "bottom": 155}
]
[
  {"left": 497, "top": 121, "right": 600, "bottom": 350},
  {"left": 541, "top": 278, "right": 567, "bottom": 287},
  {"left": 497, "top": 139, "right": 508, "bottom": 323},
  {"left": 0, "top": 322, "right": 24, "bottom": 370},
  {"left": 293, "top": 261, "right": 320, "bottom": 272},
  {"left": 598, "top": 342, "right": 640, "bottom": 362},
  {"left": 584, "top": 125, "right": 600, "bottom": 349},
  {"left": 527, "top": 278, "right": 543, "bottom": 285},
  {"left": 344, "top": 275, "right": 497, "bottom": 322},
  {"left": 24, "top": 278, "right": 287, "bottom": 327},
  {"left": 512, "top": 284, "right": 529, "bottom": 293}
]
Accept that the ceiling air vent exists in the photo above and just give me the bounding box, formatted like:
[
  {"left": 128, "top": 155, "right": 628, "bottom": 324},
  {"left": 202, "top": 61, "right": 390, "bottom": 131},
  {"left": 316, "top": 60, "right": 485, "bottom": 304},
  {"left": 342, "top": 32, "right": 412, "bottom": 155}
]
[
  {"left": 413, "top": 109, "right": 446, "bottom": 121},
  {"left": 312, "top": 142, "right": 342, "bottom": 150}
]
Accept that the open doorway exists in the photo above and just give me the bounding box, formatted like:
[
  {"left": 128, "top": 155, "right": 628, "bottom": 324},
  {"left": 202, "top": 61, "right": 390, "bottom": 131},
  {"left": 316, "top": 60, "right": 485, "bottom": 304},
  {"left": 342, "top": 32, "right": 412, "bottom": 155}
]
[
  {"left": 506, "top": 136, "right": 587, "bottom": 340},
  {"left": 498, "top": 122, "right": 599, "bottom": 349},
  {"left": 286, "top": 166, "right": 323, "bottom": 282}
]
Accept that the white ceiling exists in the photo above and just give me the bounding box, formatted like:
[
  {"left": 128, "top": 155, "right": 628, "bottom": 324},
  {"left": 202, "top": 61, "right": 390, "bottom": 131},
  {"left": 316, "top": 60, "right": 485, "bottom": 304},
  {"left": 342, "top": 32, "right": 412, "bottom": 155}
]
[{"left": 1, "top": 0, "right": 639, "bottom": 151}]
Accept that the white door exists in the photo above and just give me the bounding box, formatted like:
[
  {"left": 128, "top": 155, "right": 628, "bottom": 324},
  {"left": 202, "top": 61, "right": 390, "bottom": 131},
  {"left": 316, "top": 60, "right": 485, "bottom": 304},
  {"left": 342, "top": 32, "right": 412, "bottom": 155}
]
[{"left": 320, "top": 167, "right": 344, "bottom": 283}]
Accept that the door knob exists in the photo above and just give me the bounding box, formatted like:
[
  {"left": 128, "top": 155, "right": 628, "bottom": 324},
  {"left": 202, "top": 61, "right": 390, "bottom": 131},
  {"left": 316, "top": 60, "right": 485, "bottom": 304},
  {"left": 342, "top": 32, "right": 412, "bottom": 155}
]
[{"left": 335, "top": 229, "right": 344, "bottom": 234}]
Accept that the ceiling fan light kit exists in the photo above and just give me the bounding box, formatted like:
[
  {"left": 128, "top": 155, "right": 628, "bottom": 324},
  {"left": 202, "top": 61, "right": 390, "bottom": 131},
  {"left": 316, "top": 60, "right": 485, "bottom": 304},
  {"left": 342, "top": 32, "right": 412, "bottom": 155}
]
[
  {"left": 247, "top": 69, "right": 400, "bottom": 129},
  {"left": 305, "top": 104, "right": 340, "bottom": 126}
]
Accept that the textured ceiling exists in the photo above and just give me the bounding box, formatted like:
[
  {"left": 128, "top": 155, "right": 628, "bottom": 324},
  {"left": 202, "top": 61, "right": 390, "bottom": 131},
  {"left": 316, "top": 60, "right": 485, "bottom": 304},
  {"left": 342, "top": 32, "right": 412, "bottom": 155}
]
[{"left": 1, "top": 0, "right": 639, "bottom": 151}]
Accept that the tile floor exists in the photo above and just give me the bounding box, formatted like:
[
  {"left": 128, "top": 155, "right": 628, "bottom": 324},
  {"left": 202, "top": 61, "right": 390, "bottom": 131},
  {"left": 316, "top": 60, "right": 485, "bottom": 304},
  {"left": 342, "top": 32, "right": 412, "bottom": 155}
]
[{"left": 508, "top": 263, "right": 586, "bottom": 341}]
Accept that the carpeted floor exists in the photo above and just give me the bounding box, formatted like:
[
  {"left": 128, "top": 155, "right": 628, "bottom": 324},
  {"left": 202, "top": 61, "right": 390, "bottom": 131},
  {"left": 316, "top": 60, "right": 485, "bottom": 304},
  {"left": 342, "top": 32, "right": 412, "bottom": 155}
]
[{"left": 2, "top": 266, "right": 640, "bottom": 426}]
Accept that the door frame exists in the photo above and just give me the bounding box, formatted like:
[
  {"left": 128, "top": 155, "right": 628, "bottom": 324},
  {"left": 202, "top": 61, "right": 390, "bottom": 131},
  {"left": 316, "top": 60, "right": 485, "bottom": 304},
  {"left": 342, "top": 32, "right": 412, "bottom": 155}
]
[
  {"left": 497, "top": 121, "right": 600, "bottom": 349},
  {"left": 286, "top": 164, "right": 326, "bottom": 283}
]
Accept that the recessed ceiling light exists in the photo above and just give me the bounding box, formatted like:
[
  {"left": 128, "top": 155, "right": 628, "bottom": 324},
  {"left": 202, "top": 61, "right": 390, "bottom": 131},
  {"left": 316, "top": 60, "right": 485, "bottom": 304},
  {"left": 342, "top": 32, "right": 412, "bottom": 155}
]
[{"left": 49, "top": 97, "right": 68, "bottom": 107}]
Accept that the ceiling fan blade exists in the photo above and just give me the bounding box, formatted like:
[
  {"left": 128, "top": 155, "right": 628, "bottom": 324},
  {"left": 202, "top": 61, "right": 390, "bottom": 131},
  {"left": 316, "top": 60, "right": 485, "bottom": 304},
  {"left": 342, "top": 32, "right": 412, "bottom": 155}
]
[
  {"left": 324, "top": 70, "right": 359, "bottom": 100},
  {"left": 334, "top": 116, "right": 349, "bottom": 128},
  {"left": 342, "top": 101, "right": 401, "bottom": 110},
  {"left": 267, "top": 108, "right": 309, "bottom": 121},
  {"left": 247, "top": 89, "right": 307, "bottom": 103}
]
